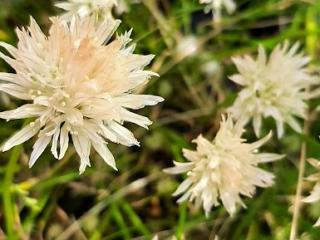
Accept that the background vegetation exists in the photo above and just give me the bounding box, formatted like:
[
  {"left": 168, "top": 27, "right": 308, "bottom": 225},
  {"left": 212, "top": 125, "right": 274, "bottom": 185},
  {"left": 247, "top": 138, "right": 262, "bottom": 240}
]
[{"left": 0, "top": 0, "right": 320, "bottom": 239}]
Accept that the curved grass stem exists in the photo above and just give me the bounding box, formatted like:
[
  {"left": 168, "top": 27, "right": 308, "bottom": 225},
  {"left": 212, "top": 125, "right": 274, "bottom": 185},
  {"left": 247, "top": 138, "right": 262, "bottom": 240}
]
[{"left": 289, "top": 119, "right": 309, "bottom": 240}]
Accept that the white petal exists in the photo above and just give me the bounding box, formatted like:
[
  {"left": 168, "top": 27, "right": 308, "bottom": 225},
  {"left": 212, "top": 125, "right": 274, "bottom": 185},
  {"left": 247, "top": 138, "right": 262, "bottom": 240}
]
[
  {"left": 182, "top": 149, "right": 199, "bottom": 162},
  {"left": 0, "top": 51, "right": 25, "bottom": 71},
  {"left": 99, "top": 123, "right": 118, "bottom": 143},
  {"left": 257, "top": 153, "right": 285, "bottom": 163},
  {"left": 65, "top": 108, "right": 84, "bottom": 126},
  {"left": 55, "top": 2, "right": 74, "bottom": 11},
  {"left": 307, "top": 158, "right": 320, "bottom": 170},
  {"left": 276, "top": 120, "right": 284, "bottom": 138},
  {"left": 114, "top": 94, "right": 164, "bottom": 109},
  {"left": 0, "top": 72, "right": 26, "bottom": 85},
  {"left": 303, "top": 184, "right": 320, "bottom": 203},
  {"left": 173, "top": 178, "right": 192, "bottom": 196},
  {"left": 253, "top": 115, "right": 262, "bottom": 137},
  {"left": 95, "top": 19, "right": 121, "bottom": 45},
  {"left": 177, "top": 191, "right": 191, "bottom": 203},
  {"left": 286, "top": 116, "right": 302, "bottom": 133},
  {"left": 305, "top": 173, "right": 320, "bottom": 182},
  {"left": 228, "top": 74, "right": 246, "bottom": 85},
  {"left": 103, "top": 121, "right": 139, "bottom": 146},
  {"left": 120, "top": 109, "right": 152, "bottom": 129},
  {"left": 163, "top": 162, "right": 194, "bottom": 174},
  {"left": 82, "top": 130, "right": 117, "bottom": 172},
  {"left": 0, "top": 41, "right": 19, "bottom": 58},
  {"left": 220, "top": 192, "right": 237, "bottom": 216},
  {"left": 314, "top": 218, "right": 320, "bottom": 227},
  {"left": 72, "top": 130, "right": 91, "bottom": 174},
  {"left": 51, "top": 127, "right": 60, "bottom": 159},
  {"left": 224, "top": 0, "right": 236, "bottom": 13},
  {"left": 0, "top": 104, "right": 44, "bottom": 120},
  {"left": 29, "top": 135, "right": 51, "bottom": 167},
  {"left": 29, "top": 17, "right": 46, "bottom": 44},
  {"left": 0, "top": 84, "right": 31, "bottom": 100},
  {"left": 92, "top": 140, "right": 117, "bottom": 170},
  {"left": 59, "top": 123, "right": 70, "bottom": 159},
  {"left": 2, "top": 121, "right": 41, "bottom": 152},
  {"left": 250, "top": 131, "right": 272, "bottom": 150},
  {"left": 128, "top": 70, "right": 159, "bottom": 89},
  {"left": 124, "top": 54, "right": 155, "bottom": 71}
]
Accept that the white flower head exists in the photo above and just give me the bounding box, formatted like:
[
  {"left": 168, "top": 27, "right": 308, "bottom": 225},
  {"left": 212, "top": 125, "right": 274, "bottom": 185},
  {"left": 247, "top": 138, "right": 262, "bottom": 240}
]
[
  {"left": 56, "top": 0, "right": 123, "bottom": 20},
  {"left": 228, "top": 42, "right": 317, "bottom": 138},
  {"left": 303, "top": 158, "right": 320, "bottom": 227},
  {"left": 200, "top": 0, "right": 236, "bottom": 20},
  {"left": 0, "top": 16, "right": 163, "bottom": 174},
  {"left": 165, "top": 115, "right": 283, "bottom": 216},
  {"left": 176, "top": 35, "right": 200, "bottom": 60}
]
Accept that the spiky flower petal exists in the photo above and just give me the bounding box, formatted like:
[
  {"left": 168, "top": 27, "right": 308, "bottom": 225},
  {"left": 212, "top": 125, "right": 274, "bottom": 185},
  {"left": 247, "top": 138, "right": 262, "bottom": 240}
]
[
  {"left": 56, "top": 0, "right": 123, "bottom": 20},
  {"left": 0, "top": 16, "right": 163, "bottom": 173},
  {"left": 228, "top": 42, "right": 317, "bottom": 138},
  {"left": 165, "top": 115, "right": 283, "bottom": 216},
  {"left": 303, "top": 158, "right": 320, "bottom": 227}
]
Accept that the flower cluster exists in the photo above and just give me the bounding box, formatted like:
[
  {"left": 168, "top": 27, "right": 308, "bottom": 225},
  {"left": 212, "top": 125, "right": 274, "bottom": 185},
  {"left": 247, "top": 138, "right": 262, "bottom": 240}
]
[
  {"left": 56, "top": 0, "right": 127, "bottom": 20},
  {"left": 228, "top": 42, "right": 316, "bottom": 138},
  {"left": 1, "top": 0, "right": 319, "bottom": 227},
  {"left": 304, "top": 158, "right": 320, "bottom": 226},
  {"left": 199, "top": 0, "right": 236, "bottom": 20},
  {"left": 165, "top": 115, "right": 283, "bottom": 216},
  {"left": 0, "top": 16, "right": 163, "bottom": 173}
]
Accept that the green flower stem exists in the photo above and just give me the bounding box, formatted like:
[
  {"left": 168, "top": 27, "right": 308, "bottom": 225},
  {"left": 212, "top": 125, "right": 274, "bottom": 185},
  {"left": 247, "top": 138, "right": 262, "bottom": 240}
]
[
  {"left": 3, "top": 145, "right": 22, "bottom": 240},
  {"left": 289, "top": 135, "right": 307, "bottom": 240}
]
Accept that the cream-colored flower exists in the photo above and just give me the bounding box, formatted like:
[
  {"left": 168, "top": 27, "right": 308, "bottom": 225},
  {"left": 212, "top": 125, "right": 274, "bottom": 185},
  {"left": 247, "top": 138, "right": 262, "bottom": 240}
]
[
  {"left": 228, "top": 42, "right": 317, "bottom": 138},
  {"left": 56, "top": 0, "right": 125, "bottom": 20},
  {"left": 115, "top": 0, "right": 129, "bottom": 15},
  {"left": 152, "top": 235, "right": 177, "bottom": 240},
  {"left": 303, "top": 158, "right": 320, "bottom": 227},
  {"left": 200, "top": 0, "right": 236, "bottom": 20},
  {"left": 164, "top": 115, "right": 283, "bottom": 216},
  {"left": 176, "top": 35, "right": 200, "bottom": 60},
  {"left": 0, "top": 16, "right": 163, "bottom": 173}
]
